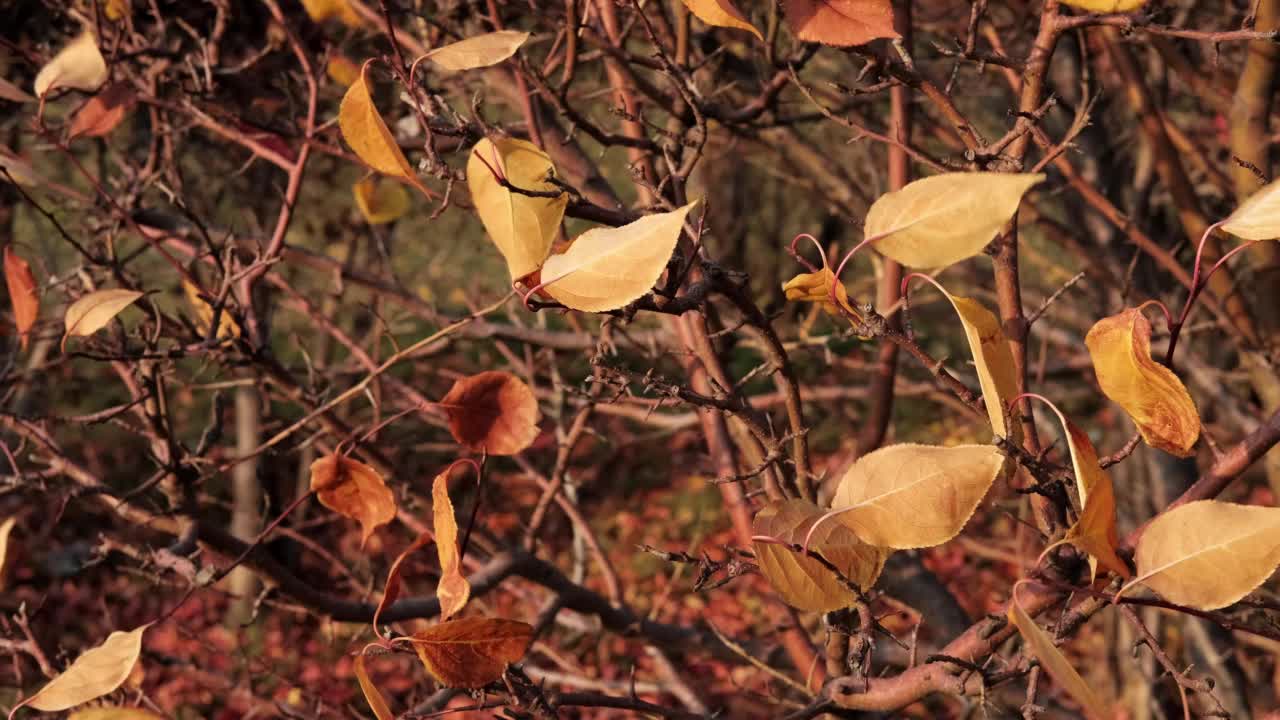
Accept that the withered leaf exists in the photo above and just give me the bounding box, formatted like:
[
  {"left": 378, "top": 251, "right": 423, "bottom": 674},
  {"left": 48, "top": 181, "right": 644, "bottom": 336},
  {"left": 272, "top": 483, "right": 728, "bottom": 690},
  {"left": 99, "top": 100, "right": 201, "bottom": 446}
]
[
  {"left": 432, "top": 470, "right": 470, "bottom": 620},
  {"left": 309, "top": 453, "right": 396, "bottom": 547},
  {"left": 782, "top": 0, "right": 897, "bottom": 47},
  {"left": 411, "top": 617, "right": 533, "bottom": 688},
  {"left": 439, "top": 371, "right": 539, "bottom": 455},
  {"left": 18, "top": 624, "right": 151, "bottom": 712},
  {"left": 4, "top": 246, "right": 38, "bottom": 350},
  {"left": 67, "top": 82, "right": 135, "bottom": 139}
]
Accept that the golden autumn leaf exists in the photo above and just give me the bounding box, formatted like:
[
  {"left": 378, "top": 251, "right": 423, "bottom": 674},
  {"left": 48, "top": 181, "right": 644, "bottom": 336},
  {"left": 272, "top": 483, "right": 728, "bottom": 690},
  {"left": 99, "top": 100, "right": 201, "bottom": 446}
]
[
  {"left": 1008, "top": 583, "right": 1110, "bottom": 720},
  {"left": 373, "top": 530, "right": 433, "bottom": 631},
  {"left": 353, "top": 177, "right": 411, "bottom": 224},
  {"left": 432, "top": 470, "right": 470, "bottom": 620},
  {"left": 1084, "top": 307, "right": 1199, "bottom": 456},
  {"left": 865, "top": 173, "right": 1044, "bottom": 269},
  {"left": 1059, "top": 0, "right": 1146, "bottom": 11},
  {"left": 439, "top": 371, "right": 540, "bottom": 455},
  {"left": 781, "top": 266, "right": 859, "bottom": 322},
  {"left": 183, "top": 281, "right": 240, "bottom": 341},
  {"left": 752, "top": 499, "right": 887, "bottom": 612},
  {"left": 68, "top": 709, "right": 164, "bottom": 720},
  {"left": 423, "top": 31, "right": 529, "bottom": 72},
  {"left": 4, "top": 246, "right": 39, "bottom": 350},
  {"left": 34, "top": 32, "right": 108, "bottom": 98},
  {"left": 309, "top": 453, "right": 396, "bottom": 547},
  {"left": 63, "top": 288, "right": 144, "bottom": 349},
  {"left": 466, "top": 137, "right": 567, "bottom": 281},
  {"left": 326, "top": 55, "right": 361, "bottom": 87},
  {"left": 300, "top": 0, "right": 364, "bottom": 27},
  {"left": 1221, "top": 176, "right": 1280, "bottom": 241},
  {"left": 680, "top": 0, "right": 763, "bottom": 40},
  {"left": 922, "top": 281, "right": 1018, "bottom": 438},
  {"left": 1123, "top": 501, "right": 1280, "bottom": 610},
  {"left": 830, "top": 444, "right": 1005, "bottom": 548},
  {"left": 102, "top": 0, "right": 131, "bottom": 22},
  {"left": 353, "top": 654, "right": 395, "bottom": 720},
  {"left": 541, "top": 201, "right": 696, "bottom": 312},
  {"left": 411, "top": 617, "right": 533, "bottom": 688},
  {"left": 67, "top": 82, "right": 135, "bottom": 139},
  {"left": 18, "top": 624, "right": 151, "bottom": 713},
  {"left": 339, "top": 62, "right": 415, "bottom": 180},
  {"left": 0, "top": 516, "right": 15, "bottom": 591},
  {"left": 782, "top": 0, "right": 897, "bottom": 47}
]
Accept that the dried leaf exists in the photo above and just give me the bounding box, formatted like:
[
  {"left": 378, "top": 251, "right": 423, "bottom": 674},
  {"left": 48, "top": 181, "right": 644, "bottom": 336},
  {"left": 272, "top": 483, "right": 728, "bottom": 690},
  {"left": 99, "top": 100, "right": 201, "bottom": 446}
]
[
  {"left": 353, "top": 655, "right": 395, "bottom": 720},
  {"left": 353, "top": 177, "right": 411, "bottom": 225},
  {"left": 339, "top": 62, "right": 415, "bottom": 180},
  {"left": 466, "top": 137, "right": 567, "bottom": 280},
  {"left": 1008, "top": 584, "right": 1110, "bottom": 719},
  {"left": 424, "top": 31, "right": 529, "bottom": 72},
  {"left": 541, "top": 201, "right": 696, "bottom": 312},
  {"left": 0, "top": 78, "right": 35, "bottom": 103},
  {"left": 68, "top": 82, "right": 135, "bottom": 139},
  {"left": 1222, "top": 176, "right": 1280, "bottom": 241},
  {"left": 1059, "top": 0, "right": 1145, "bottom": 11},
  {"left": 300, "top": 0, "right": 364, "bottom": 27},
  {"left": 782, "top": 0, "right": 897, "bottom": 47},
  {"left": 102, "top": 0, "right": 131, "bottom": 22},
  {"left": 929, "top": 283, "right": 1018, "bottom": 438},
  {"left": 183, "top": 281, "right": 240, "bottom": 341},
  {"left": 1085, "top": 307, "right": 1199, "bottom": 456},
  {"left": 0, "top": 516, "right": 15, "bottom": 590},
  {"left": 439, "top": 371, "right": 540, "bottom": 455},
  {"left": 68, "top": 709, "right": 164, "bottom": 720},
  {"left": 1124, "top": 500, "right": 1280, "bottom": 610},
  {"left": 411, "top": 617, "right": 533, "bottom": 688},
  {"left": 781, "top": 266, "right": 859, "bottom": 322},
  {"left": 753, "top": 499, "right": 887, "bottom": 612},
  {"left": 374, "top": 531, "right": 433, "bottom": 631},
  {"left": 830, "top": 444, "right": 1005, "bottom": 548},
  {"left": 680, "top": 0, "right": 763, "bottom": 40},
  {"left": 5, "top": 246, "right": 39, "bottom": 350},
  {"left": 34, "top": 32, "right": 108, "bottom": 98},
  {"left": 63, "top": 289, "right": 143, "bottom": 349},
  {"left": 20, "top": 625, "right": 151, "bottom": 712},
  {"left": 309, "top": 453, "right": 396, "bottom": 547},
  {"left": 433, "top": 471, "right": 470, "bottom": 620},
  {"left": 327, "top": 55, "right": 361, "bottom": 87},
  {"left": 865, "top": 172, "right": 1044, "bottom": 269}
]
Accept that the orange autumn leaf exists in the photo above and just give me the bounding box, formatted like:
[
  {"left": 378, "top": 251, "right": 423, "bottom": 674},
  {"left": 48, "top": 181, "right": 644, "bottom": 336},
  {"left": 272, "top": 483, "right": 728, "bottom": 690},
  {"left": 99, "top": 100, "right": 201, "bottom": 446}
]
[
  {"left": 373, "top": 530, "right": 433, "bottom": 633},
  {"left": 439, "top": 371, "right": 540, "bottom": 455},
  {"left": 4, "top": 246, "right": 38, "bottom": 350},
  {"left": 309, "top": 453, "right": 396, "bottom": 547},
  {"left": 783, "top": 0, "right": 897, "bottom": 47},
  {"left": 353, "top": 654, "right": 395, "bottom": 720},
  {"left": 1008, "top": 583, "right": 1110, "bottom": 719},
  {"left": 432, "top": 470, "right": 470, "bottom": 620},
  {"left": 68, "top": 82, "right": 135, "bottom": 139},
  {"left": 1085, "top": 307, "right": 1200, "bottom": 457},
  {"left": 410, "top": 617, "right": 533, "bottom": 688}
]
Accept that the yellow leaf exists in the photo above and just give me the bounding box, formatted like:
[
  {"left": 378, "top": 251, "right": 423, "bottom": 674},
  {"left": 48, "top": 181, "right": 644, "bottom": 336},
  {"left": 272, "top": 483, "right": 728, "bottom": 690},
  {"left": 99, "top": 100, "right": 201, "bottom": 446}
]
[
  {"left": 339, "top": 63, "right": 415, "bottom": 180},
  {"left": 309, "top": 453, "right": 396, "bottom": 547},
  {"left": 541, "top": 201, "right": 697, "bottom": 312},
  {"left": 865, "top": 172, "right": 1044, "bottom": 269},
  {"left": 432, "top": 470, "right": 470, "bottom": 620},
  {"left": 102, "top": 0, "right": 130, "bottom": 22},
  {"left": 353, "top": 655, "right": 395, "bottom": 720},
  {"left": 0, "top": 516, "right": 15, "bottom": 591},
  {"left": 1085, "top": 307, "right": 1199, "bottom": 456},
  {"left": 1222, "top": 176, "right": 1280, "bottom": 241},
  {"left": 21, "top": 625, "right": 151, "bottom": 712},
  {"left": 1123, "top": 500, "right": 1280, "bottom": 610},
  {"left": 781, "top": 266, "right": 859, "bottom": 322},
  {"left": 1007, "top": 583, "right": 1110, "bottom": 719},
  {"left": 1058, "top": 0, "right": 1145, "bottom": 11},
  {"left": 68, "top": 709, "right": 164, "bottom": 720},
  {"left": 466, "top": 137, "right": 567, "bottom": 280},
  {"left": 34, "top": 32, "right": 108, "bottom": 98},
  {"left": 183, "top": 281, "right": 240, "bottom": 341},
  {"left": 326, "top": 55, "right": 361, "bottom": 87},
  {"left": 300, "top": 0, "right": 363, "bottom": 27},
  {"left": 411, "top": 617, "right": 533, "bottom": 688},
  {"left": 353, "top": 177, "right": 411, "bottom": 224},
  {"left": 680, "top": 0, "right": 763, "bottom": 41},
  {"left": 752, "top": 499, "right": 887, "bottom": 612},
  {"left": 424, "top": 31, "right": 529, "bottom": 72},
  {"left": 63, "top": 289, "right": 144, "bottom": 349},
  {"left": 830, "top": 444, "right": 1004, "bottom": 548}
]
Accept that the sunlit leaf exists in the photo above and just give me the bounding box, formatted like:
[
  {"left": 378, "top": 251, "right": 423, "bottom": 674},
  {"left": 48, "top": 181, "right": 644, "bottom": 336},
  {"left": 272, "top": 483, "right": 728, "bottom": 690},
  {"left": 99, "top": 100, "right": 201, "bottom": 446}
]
[
  {"left": 411, "top": 617, "right": 533, "bottom": 688},
  {"left": 1058, "top": 0, "right": 1145, "bottom": 11},
  {"left": 19, "top": 624, "right": 151, "bottom": 712},
  {"left": 353, "top": 654, "right": 395, "bottom": 720},
  {"left": 183, "top": 281, "right": 240, "bottom": 341},
  {"left": 466, "top": 137, "right": 567, "bottom": 280},
  {"left": 68, "top": 82, "right": 135, "bottom": 139},
  {"left": 5, "top": 246, "right": 39, "bottom": 351},
  {"left": 925, "top": 282, "right": 1018, "bottom": 438},
  {"left": 326, "top": 55, "right": 361, "bottom": 87},
  {"left": 68, "top": 708, "right": 164, "bottom": 720},
  {"left": 541, "top": 201, "right": 696, "bottom": 312},
  {"left": 753, "top": 499, "right": 887, "bottom": 612},
  {"left": 1085, "top": 307, "right": 1199, "bottom": 456},
  {"left": 866, "top": 172, "right": 1044, "bottom": 269},
  {"left": 680, "top": 0, "right": 763, "bottom": 40},
  {"left": 309, "top": 453, "right": 396, "bottom": 547},
  {"left": 1008, "top": 583, "right": 1110, "bottom": 719},
  {"left": 439, "top": 371, "right": 540, "bottom": 455},
  {"left": 1221, "top": 176, "right": 1280, "bottom": 241},
  {"left": 63, "top": 289, "right": 144, "bottom": 349},
  {"left": 781, "top": 266, "right": 859, "bottom": 322},
  {"left": 339, "top": 62, "right": 415, "bottom": 180},
  {"left": 830, "top": 444, "right": 1004, "bottom": 548},
  {"left": 424, "top": 31, "right": 529, "bottom": 72},
  {"left": 0, "top": 517, "right": 15, "bottom": 591},
  {"left": 782, "top": 0, "right": 897, "bottom": 47},
  {"left": 353, "top": 177, "right": 411, "bottom": 225},
  {"left": 34, "top": 32, "right": 108, "bottom": 98},
  {"left": 1123, "top": 500, "right": 1280, "bottom": 610},
  {"left": 300, "top": 0, "right": 364, "bottom": 27},
  {"left": 432, "top": 471, "right": 470, "bottom": 620}
]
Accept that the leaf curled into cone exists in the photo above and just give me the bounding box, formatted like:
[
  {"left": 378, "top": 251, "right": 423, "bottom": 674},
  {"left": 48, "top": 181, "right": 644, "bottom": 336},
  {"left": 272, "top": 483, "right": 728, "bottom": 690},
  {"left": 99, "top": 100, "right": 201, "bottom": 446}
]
[
  {"left": 353, "top": 654, "right": 395, "bottom": 720},
  {"left": 67, "top": 82, "right": 136, "bottom": 139},
  {"left": 1007, "top": 582, "right": 1110, "bottom": 719},
  {"left": 1084, "top": 306, "right": 1199, "bottom": 456},
  {"left": 423, "top": 31, "right": 530, "bottom": 72},
  {"left": 781, "top": 266, "right": 860, "bottom": 323},
  {"left": 353, "top": 176, "right": 411, "bottom": 225},
  {"left": 309, "top": 453, "right": 396, "bottom": 547},
  {"left": 4, "top": 246, "right": 38, "bottom": 351},
  {"left": 62, "top": 288, "right": 144, "bottom": 350},
  {"left": 433, "top": 470, "right": 470, "bottom": 620},
  {"left": 439, "top": 371, "right": 540, "bottom": 455},
  {"left": 339, "top": 61, "right": 415, "bottom": 180},
  {"left": 410, "top": 617, "right": 533, "bottom": 688},
  {"left": 12, "top": 624, "right": 151, "bottom": 713},
  {"left": 466, "top": 137, "right": 567, "bottom": 281},
  {"left": 782, "top": 0, "right": 897, "bottom": 47},
  {"left": 680, "top": 0, "right": 763, "bottom": 40},
  {"left": 34, "top": 31, "right": 108, "bottom": 98}
]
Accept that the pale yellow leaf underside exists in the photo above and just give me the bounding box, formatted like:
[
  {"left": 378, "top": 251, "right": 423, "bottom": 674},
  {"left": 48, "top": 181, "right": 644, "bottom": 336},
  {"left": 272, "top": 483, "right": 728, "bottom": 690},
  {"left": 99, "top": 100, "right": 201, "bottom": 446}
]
[
  {"left": 426, "top": 31, "right": 529, "bottom": 71},
  {"left": 63, "top": 289, "right": 143, "bottom": 345},
  {"left": 27, "top": 624, "right": 151, "bottom": 711},
  {"left": 1222, "top": 177, "right": 1280, "bottom": 241},
  {"left": 0, "top": 516, "right": 15, "bottom": 590},
  {"left": 466, "top": 137, "right": 567, "bottom": 280},
  {"left": 937, "top": 289, "right": 1019, "bottom": 438},
  {"left": 34, "top": 32, "right": 108, "bottom": 97}
]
